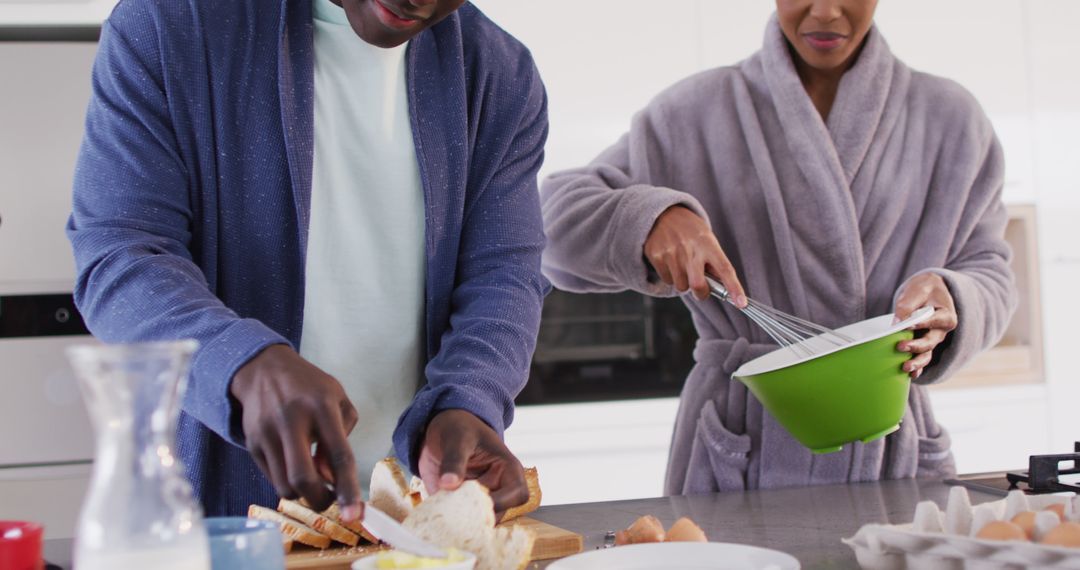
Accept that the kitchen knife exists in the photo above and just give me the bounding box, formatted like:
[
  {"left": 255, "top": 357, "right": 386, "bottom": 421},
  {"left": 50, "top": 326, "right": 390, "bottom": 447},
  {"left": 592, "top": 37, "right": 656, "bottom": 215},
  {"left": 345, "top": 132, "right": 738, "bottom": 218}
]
[{"left": 360, "top": 503, "right": 447, "bottom": 559}]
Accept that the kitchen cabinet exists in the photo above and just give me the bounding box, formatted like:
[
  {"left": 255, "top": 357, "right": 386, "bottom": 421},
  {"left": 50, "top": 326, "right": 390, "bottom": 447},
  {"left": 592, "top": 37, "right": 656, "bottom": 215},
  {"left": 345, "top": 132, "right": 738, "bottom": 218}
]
[
  {"left": 507, "top": 392, "right": 1051, "bottom": 505},
  {"left": 505, "top": 399, "right": 678, "bottom": 505},
  {"left": 0, "top": 35, "right": 98, "bottom": 541}
]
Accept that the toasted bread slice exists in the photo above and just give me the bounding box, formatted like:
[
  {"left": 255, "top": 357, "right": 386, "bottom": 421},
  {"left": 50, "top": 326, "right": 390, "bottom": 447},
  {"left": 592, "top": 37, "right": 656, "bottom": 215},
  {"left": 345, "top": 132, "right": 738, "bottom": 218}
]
[
  {"left": 322, "top": 503, "right": 378, "bottom": 544},
  {"left": 501, "top": 466, "right": 542, "bottom": 523},
  {"left": 369, "top": 457, "right": 417, "bottom": 522},
  {"left": 248, "top": 504, "right": 331, "bottom": 549},
  {"left": 277, "top": 499, "right": 359, "bottom": 547}
]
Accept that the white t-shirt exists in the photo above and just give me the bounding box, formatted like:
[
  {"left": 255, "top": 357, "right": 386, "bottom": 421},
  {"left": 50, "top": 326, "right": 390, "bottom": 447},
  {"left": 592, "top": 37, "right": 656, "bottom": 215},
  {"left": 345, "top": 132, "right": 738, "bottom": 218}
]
[{"left": 301, "top": 0, "right": 426, "bottom": 491}]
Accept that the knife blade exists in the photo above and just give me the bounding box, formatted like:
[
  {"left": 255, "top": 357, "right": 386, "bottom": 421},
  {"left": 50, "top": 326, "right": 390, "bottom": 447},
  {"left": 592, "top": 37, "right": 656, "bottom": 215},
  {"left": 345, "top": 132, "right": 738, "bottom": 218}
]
[{"left": 361, "top": 504, "right": 447, "bottom": 559}]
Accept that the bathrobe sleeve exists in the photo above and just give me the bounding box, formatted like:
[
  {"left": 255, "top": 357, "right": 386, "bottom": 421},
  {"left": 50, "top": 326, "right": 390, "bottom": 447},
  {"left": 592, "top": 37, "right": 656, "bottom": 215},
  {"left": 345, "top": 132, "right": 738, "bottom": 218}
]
[
  {"left": 67, "top": 19, "right": 288, "bottom": 446},
  {"left": 540, "top": 98, "right": 712, "bottom": 297},
  {"left": 893, "top": 104, "right": 1018, "bottom": 385},
  {"left": 392, "top": 57, "right": 552, "bottom": 469}
]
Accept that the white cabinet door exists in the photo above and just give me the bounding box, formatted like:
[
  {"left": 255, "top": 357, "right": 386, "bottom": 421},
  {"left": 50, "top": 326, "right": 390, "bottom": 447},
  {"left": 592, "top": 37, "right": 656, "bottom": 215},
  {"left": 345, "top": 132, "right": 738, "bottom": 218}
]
[
  {"left": 929, "top": 385, "right": 1052, "bottom": 474},
  {"left": 505, "top": 398, "right": 679, "bottom": 505}
]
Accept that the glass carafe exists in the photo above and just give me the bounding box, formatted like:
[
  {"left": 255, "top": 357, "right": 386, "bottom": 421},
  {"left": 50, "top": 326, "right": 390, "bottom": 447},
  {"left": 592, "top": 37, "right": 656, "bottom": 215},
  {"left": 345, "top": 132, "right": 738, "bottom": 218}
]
[{"left": 67, "top": 340, "right": 210, "bottom": 570}]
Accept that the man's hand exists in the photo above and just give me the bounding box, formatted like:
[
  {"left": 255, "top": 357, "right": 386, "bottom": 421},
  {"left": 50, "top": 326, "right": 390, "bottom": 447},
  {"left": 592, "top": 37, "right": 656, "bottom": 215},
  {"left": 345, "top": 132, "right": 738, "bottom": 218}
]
[
  {"left": 231, "top": 345, "right": 363, "bottom": 521},
  {"left": 417, "top": 409, "right": 528, "bottom": 515},
  {"left": 894, "top": 273, "right": 959, "bottom": 380},
  {"left": 644, "top": 206, "right": 747, "bottom": 306}
]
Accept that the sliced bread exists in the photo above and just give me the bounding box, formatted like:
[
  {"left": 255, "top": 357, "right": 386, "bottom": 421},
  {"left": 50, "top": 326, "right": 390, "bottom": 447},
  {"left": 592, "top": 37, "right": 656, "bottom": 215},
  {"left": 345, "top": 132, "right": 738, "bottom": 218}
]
[
  {"left": 369, "top": 457, "right": 419, "bottom": 522},
  {"left": 248, "top": 504, "right": 331, "bottom": 549},
  {"left": 500, "top": 467, "right": 542, "bottom": 523},
  {"left": 278, "top": 499, "right": 360, "bottom": 547},
  {"left": 322, "top": 503, "right": 379, "bottom": 544},
  {"left": 403, "top": 480, "right": 533, "bottom": 570}
]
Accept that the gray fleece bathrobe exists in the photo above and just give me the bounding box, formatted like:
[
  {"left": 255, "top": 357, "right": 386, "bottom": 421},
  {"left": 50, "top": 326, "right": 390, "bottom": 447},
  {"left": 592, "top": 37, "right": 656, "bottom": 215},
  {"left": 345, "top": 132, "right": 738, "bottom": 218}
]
[{"left": 540, "top": 19, "right": 1017, "bottom": 495}]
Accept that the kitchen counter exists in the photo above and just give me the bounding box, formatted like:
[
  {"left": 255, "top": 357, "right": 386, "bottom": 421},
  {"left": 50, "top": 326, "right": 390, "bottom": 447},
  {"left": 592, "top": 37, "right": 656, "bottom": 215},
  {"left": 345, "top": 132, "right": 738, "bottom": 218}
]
[
  {"left": 526, "top": 478, "right": 998, "bottom": 569},
  {"left": 42, "top": 479, "right": 998, "bottom": 569}
]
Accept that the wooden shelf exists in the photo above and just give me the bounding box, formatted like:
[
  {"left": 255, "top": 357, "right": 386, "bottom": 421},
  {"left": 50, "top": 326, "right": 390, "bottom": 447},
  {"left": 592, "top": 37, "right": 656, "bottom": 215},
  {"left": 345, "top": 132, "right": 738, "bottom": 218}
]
[{"left": 933, "top": 204, "right": 1044, "bottom": 390}]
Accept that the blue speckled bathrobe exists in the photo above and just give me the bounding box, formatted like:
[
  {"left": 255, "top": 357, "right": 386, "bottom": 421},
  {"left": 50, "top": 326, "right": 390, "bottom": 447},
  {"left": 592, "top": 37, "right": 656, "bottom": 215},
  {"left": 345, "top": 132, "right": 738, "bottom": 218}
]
[{"left": 67, "top": 0, "right": 548, "bottom": 515}]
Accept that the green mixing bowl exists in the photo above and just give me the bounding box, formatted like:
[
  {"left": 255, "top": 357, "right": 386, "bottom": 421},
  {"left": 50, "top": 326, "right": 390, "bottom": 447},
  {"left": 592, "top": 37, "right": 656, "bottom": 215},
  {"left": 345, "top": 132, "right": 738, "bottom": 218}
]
[{"left": 732, "top": 307, "right": 934, "bottom": 454}]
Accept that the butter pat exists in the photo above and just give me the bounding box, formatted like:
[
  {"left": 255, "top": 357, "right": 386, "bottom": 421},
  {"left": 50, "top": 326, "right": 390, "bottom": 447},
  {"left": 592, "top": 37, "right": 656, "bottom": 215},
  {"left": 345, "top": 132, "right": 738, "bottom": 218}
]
[{"left": 374, "top": 548, "right": 468, "bottom": 569}]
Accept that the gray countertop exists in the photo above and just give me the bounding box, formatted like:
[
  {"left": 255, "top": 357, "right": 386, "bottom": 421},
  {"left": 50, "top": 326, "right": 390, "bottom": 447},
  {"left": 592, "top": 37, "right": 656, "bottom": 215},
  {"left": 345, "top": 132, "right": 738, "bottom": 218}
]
[
  {"left": 527, "top": 478, "right": 999, "bottom": 569},
  {"left": 43, "top": 479, "right": 998, "bottom": 569}
]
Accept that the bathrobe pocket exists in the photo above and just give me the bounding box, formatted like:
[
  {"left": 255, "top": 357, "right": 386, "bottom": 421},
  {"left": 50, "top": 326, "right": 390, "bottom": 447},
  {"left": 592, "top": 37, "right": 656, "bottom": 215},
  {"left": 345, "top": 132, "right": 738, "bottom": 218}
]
[
  {"left": 916, "top": 426, "right": 956, "bottom": 478},
  {"left": 684, "top": 398, "right": 752, "bottom": 494}
]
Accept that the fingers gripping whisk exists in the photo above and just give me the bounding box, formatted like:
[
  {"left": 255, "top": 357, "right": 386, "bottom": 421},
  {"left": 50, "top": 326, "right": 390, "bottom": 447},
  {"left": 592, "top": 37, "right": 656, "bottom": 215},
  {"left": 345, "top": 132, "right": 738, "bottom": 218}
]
[{"left": 706, "top": 277, "right": 853, "bottom": 358}]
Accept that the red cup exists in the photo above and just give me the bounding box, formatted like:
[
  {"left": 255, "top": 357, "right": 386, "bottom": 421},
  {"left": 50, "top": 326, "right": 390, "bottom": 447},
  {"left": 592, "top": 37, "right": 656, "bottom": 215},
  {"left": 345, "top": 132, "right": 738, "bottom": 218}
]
[{"left": 0, "top": 521, "right": 43, "bottom": 570}]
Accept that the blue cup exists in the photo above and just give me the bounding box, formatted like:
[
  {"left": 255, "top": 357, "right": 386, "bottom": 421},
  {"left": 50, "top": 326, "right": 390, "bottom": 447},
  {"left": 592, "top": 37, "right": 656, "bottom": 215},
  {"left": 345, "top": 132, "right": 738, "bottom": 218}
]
[{"left": 205, "top": 517, "right": 287, "bottom": 570}]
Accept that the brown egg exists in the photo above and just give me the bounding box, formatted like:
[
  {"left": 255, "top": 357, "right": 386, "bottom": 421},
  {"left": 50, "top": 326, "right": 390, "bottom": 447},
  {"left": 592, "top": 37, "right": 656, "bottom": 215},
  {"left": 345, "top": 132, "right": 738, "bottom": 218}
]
[
  {"left": 1011, "top": 511, "right": 1038, "bottom": 540},
  {"left": 1041, "top": 522, "right": 1080, "bottom": 548},
  {"left": 976, "top": 520, "right": 1027, "bottom": 542},
  {"left": 666, "top": 517, "right": 708, "bottom": 542},
  {"left": 626, "top": 515, "right": 666, "bottom": 544},
  {"left": 613, "top": 530, "right": 632, "bottom": 546},
  {"left": 1045, "top": 503, "right": 1067, "bottom": 522}
]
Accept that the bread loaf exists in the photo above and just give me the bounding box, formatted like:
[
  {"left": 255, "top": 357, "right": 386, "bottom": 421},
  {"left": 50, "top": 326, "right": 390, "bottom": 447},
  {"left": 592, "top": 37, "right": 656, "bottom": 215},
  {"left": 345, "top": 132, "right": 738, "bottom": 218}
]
[{"left": 403, "top": 481, "right": 534, "bottom": 570}]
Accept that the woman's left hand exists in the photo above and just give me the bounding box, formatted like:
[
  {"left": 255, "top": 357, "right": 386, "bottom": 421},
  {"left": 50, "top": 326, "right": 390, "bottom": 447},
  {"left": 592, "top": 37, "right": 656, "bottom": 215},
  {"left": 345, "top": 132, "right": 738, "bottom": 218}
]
[{"left": 894, "top": 273, "right": 958, "bottom": 380}]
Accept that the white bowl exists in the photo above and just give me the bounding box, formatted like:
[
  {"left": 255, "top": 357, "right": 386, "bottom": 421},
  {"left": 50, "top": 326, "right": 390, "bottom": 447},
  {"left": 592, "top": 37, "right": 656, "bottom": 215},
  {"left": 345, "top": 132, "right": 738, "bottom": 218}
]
[
  {"left": 548, "top": 542, "right": 799, "bottom": 570},
  {"left": 351, "top": 549, "right": 477, "bottom": 570}
]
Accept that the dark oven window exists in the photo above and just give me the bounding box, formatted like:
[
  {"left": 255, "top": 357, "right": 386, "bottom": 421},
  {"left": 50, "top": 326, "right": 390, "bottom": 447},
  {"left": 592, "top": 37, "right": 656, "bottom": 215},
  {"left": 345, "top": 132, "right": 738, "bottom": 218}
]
[{"left": 517, "top": 290, "right": 697, "bottom": 405}]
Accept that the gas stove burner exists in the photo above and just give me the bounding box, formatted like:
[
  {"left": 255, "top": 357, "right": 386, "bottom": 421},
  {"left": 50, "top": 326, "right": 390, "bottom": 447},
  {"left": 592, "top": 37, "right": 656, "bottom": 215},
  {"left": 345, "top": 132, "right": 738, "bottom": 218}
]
[{"left": 1005, "top": 442, "right": 1080, "bottom": 494}]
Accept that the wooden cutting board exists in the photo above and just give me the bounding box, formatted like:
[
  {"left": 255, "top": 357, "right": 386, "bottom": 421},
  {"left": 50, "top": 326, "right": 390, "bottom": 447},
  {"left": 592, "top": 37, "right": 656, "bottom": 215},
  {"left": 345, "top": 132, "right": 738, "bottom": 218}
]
[{"left": 285, "top": 516, "right": 583, "bottom": 569}]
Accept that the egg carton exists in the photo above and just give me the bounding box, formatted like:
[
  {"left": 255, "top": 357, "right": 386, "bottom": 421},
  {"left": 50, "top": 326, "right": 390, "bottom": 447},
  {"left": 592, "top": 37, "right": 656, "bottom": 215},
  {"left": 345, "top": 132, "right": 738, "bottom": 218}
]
[{"left": 844, "top": 487, "right": 1080, "bottom": 569}]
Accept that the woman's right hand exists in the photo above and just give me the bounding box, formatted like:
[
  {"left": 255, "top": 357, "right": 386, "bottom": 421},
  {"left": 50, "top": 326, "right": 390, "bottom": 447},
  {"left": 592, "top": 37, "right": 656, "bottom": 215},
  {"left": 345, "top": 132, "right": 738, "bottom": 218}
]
[{"left": 644, "top": 205, "right": 747, "bottom": 306}]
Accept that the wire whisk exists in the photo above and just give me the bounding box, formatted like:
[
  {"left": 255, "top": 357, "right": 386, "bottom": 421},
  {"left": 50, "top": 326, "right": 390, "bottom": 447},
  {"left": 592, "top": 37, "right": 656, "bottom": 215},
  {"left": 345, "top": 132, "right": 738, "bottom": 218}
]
[{"left": 706, "top": 276, "right": 853, "bottom": 358}]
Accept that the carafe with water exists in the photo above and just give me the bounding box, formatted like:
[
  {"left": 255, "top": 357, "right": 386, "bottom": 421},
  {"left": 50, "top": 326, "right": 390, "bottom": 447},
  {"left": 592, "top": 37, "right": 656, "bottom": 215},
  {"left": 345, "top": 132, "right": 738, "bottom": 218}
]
[{"left": 67, "top": 340, "right": 211, "bottom": 570}]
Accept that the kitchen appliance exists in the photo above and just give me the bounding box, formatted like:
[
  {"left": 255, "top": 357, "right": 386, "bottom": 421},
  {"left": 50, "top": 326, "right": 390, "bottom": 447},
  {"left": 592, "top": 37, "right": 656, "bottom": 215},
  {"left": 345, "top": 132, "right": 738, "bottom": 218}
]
[
  {"left": 0, "top": 26, "right": 101, "bottom": 539},
  {"left": 521, "top": 290, "right": 696, "bottom": 405},
  {"left": 948, "top": 442, "right": 1080, "bottom": 497},
  {"left": 707, "top": 276, "right": 852, "bottom": 357},
  {"left": 67, "top": 340, "right": 210, "bottom": 570}
]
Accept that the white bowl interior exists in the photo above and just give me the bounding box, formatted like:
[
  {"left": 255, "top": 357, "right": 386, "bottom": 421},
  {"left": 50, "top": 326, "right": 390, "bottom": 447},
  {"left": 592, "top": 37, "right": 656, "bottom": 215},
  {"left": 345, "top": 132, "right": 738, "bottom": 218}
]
[{"left": 733, "top": 306, "right": 934, "bottom": 378}]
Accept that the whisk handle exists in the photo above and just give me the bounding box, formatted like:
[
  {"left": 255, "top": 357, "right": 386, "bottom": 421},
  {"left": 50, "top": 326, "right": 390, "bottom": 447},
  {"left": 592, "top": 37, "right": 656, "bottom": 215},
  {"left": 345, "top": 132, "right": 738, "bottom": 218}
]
[{"left": 705, "top": 276, "right": 732, "bottom": 302}]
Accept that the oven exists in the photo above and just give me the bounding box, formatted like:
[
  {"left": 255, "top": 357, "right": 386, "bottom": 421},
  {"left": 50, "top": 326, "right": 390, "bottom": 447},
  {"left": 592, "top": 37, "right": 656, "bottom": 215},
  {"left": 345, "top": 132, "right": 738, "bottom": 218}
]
[{"left": 520, "top": 289, "right": 696, "bottom": 405}]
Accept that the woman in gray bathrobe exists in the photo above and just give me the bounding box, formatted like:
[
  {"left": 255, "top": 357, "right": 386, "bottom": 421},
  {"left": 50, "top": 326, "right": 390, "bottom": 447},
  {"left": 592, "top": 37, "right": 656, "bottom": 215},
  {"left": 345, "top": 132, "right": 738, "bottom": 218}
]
[{"left": 540, "top": 0, "right": 1017, "bottom": 495}]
